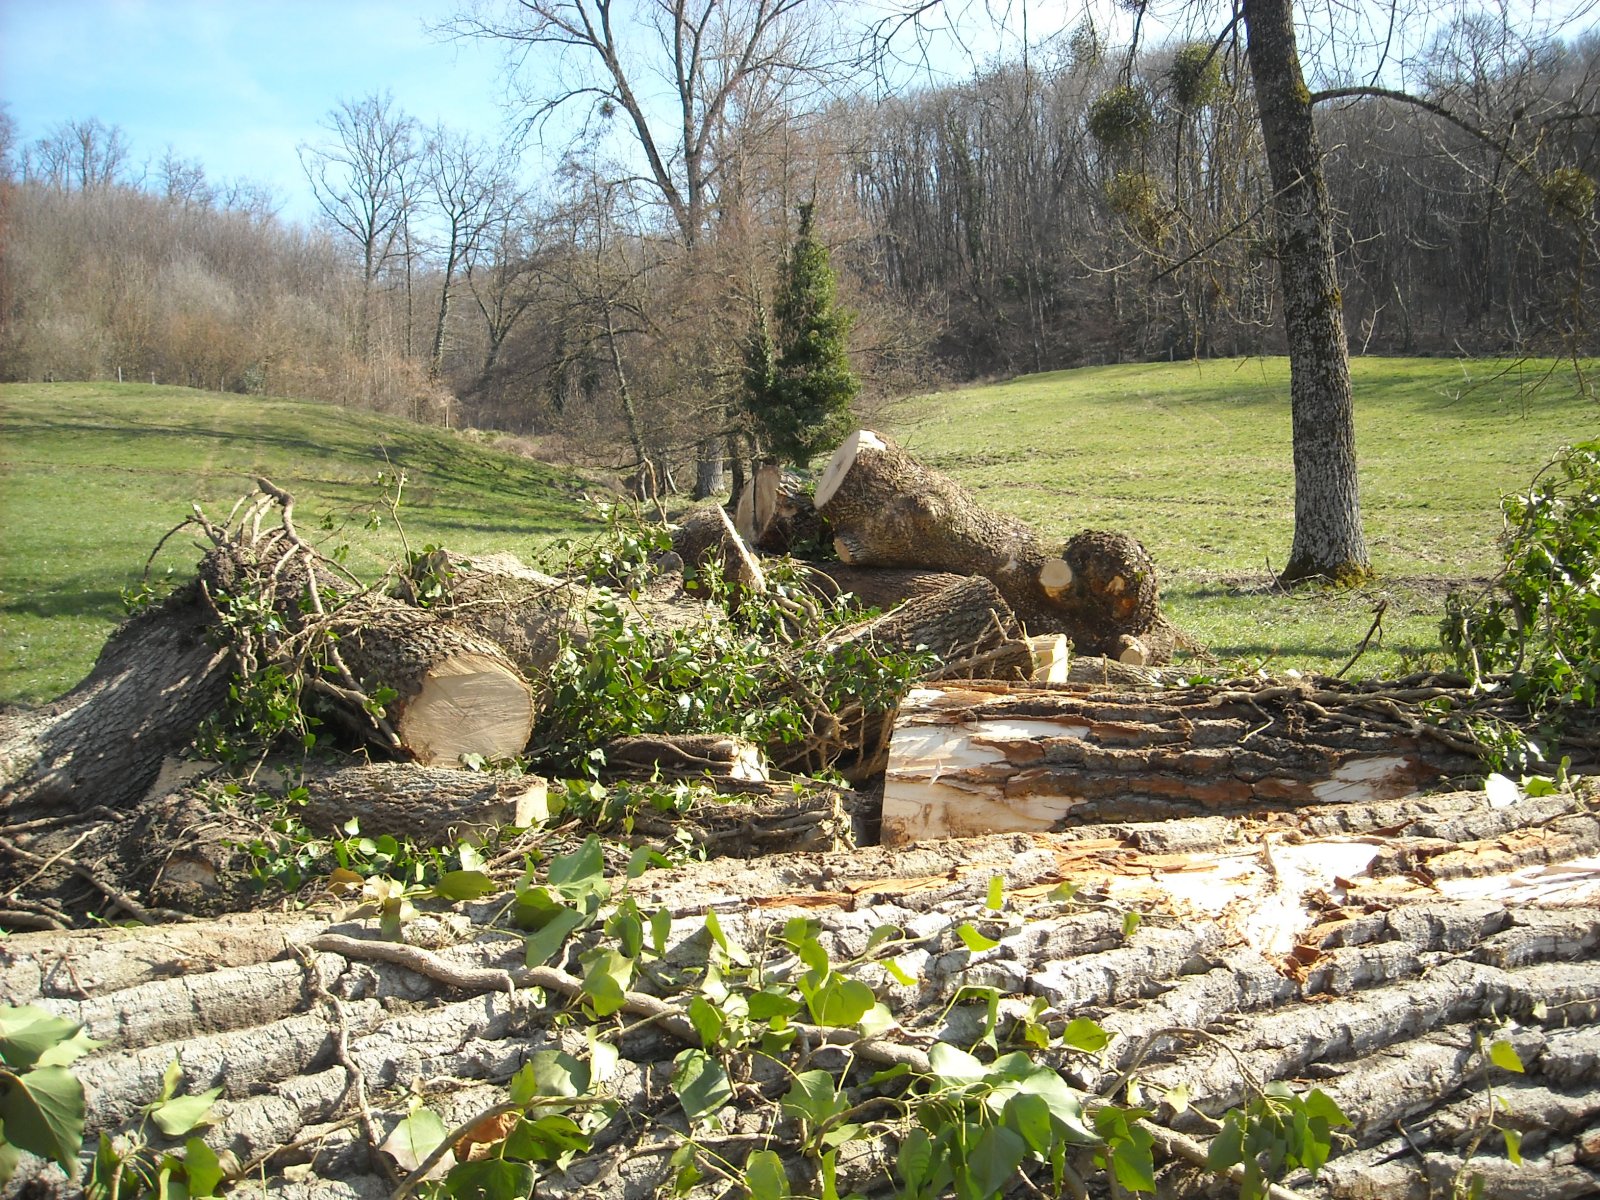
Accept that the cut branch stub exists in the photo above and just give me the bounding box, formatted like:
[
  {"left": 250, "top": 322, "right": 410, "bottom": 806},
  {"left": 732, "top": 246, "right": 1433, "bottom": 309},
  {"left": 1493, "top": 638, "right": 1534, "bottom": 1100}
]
[{"left": 814, "top": 429, "right": 1166, "bottom": 659}]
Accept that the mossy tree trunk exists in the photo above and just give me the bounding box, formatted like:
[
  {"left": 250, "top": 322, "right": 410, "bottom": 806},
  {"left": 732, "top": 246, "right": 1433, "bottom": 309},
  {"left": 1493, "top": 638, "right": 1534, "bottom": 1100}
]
[{"left": 1244, "top": 0, "right": 1372, "bottom": 585}]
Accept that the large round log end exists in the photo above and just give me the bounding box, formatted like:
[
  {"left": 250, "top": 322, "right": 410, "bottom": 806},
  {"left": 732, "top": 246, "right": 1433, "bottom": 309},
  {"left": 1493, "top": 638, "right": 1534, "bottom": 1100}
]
[
  {"left": 394, "top": 652, "right": 535, "bottom": 767},
  {"left": 815, "top": 429, "right": 886, "bottom": 510}
]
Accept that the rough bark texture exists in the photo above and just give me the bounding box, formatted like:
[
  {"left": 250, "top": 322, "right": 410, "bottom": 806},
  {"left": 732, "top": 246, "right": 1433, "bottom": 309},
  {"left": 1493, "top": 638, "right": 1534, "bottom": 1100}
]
[
  {"left": 598, "top": 733, "right": 769, "bottom": 785},
  {"left": 799, "top": 565, "right": 971, "bottom": 612},
  {"left": 813, "top": 430, "right": 1166, "bottom": 658},
  {"left": 0, "top": 589, "right": 232, "bottom": 817},
  {"left": 1244, "top": 0, "right": 1371, "bottom": 584},
  {"left": 329, "top": 595, "right": 536, "bottom": 767},
  {"left": 4, "top": 783, "right": 1595, "bottom": 1199},
  {"left": 294, "top": 762, "right": 550, "bottom": 843},
  {"left": 879, "top": 676, "right": 1597, "bottom": 844}
]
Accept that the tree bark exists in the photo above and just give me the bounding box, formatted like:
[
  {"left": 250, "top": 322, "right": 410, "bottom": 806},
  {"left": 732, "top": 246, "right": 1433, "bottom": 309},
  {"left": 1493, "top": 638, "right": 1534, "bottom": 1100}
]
[
  {"left": 800, "top": 566, "right": 972, "bottom": 613},
  {"left": 0, "top": 589, "right": 232, "bottom": 817},
  {"left": 294, "top": 763, "right": 549, "bottom": 843},
  {"left": 813, "top": 430, "right": 1166, "bottom": 658},
  {"left": 878, "top": 678, "right": 1515, "bottom": 845},
  {"left": 1243, "top": 0, "right": 1372, "bottom": 584},
  {"left": 5, "top": 784, "right": 1597, "bottom": 1198}
]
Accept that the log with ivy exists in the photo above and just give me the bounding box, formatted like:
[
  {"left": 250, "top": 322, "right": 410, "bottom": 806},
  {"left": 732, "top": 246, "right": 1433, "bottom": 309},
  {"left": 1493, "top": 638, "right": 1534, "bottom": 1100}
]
[{"left": 2, "top": 779, "right": 1597, "bottom": 1198}]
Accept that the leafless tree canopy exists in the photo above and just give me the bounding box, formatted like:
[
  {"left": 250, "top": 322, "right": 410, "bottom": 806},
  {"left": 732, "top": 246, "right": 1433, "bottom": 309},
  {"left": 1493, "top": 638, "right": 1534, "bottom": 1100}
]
[{"left": 1, "top": 7, "right": 1595, "bottom": 474}]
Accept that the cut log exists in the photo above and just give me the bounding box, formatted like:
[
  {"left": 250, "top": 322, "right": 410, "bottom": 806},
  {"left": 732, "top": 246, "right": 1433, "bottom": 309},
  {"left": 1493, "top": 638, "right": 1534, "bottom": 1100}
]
[
  {"left": 772, "top": 577, "right": 1041, "bottom": 780},
  {"left": 598, "top": 734, "right": 769, "bottom": 785},
  {"left": 814, "top": 430, "right": 1166, "bottom": 658},
  {"left": 5, "top": 784, "right": 1598, "bottom": 1200},
  {"left": 618, "top": 784, "right": 851, "bottom": 856},
  {"left": 327, "top": 596, "right": 536, "bottom": 767},
  {"left": 294, "top": 763, "right": 549, "bottom": 843},
  {"left": 799, "top": 565, "right": 970, "bottom": 613},
  {"left": 404, "top": 550, "right": 586, "bottom": 678},
  {"left": 669, "top": 503, "right": 766, "bottom": 595},
  {"left": 878, "top": 677, "right": 1502, "bottom": 846},
  {"left": 0, "top": 589, "right": 233, "bottom": 817}
]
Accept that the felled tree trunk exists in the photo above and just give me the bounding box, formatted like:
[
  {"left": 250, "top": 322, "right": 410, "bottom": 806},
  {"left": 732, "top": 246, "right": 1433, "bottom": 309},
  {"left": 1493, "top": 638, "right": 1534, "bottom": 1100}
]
[
  {"left": 293, "top": 763, "right": 550, "bottom": 843},
  {"left": 814, "top": 430, "right": 1166, "bottom": 660},
  {"left": 322, "top": 595, "right": 536, "bottom": 768},
  {"left": 774, "top": 577, "right": 1058, "bottom": 781},
  {"left": 879, "top": 677, "right": 1509, "bottom": 845},
  {"left": 0, "top": 590, "right": 233, "bottom": 817},
  {"left": 799, "top": 565, "right": 970, "bottom": 612},
  {"left": 403, "top": 550, "right": 586, "bottom": 679},
  {"left": 5, "top": 784, "right": 1596, "bottom": 1199},
  {"left": 598, "top": 734, "right": 768, "bottom": 786}
]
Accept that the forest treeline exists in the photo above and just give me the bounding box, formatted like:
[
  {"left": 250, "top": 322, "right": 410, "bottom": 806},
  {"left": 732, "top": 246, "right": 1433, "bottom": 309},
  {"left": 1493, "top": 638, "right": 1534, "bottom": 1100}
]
[{"left": 1, "top": 12, "right": 1595, "bottom": 485}]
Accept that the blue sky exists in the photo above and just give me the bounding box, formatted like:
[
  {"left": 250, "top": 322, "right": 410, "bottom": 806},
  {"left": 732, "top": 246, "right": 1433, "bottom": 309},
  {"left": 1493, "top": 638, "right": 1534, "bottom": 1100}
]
[
  {"left": 0, "top": 0, "right": 526, "bottom": 222},
  {"left": 4, "top": 0, "right": 1596, "bottom": 229}
]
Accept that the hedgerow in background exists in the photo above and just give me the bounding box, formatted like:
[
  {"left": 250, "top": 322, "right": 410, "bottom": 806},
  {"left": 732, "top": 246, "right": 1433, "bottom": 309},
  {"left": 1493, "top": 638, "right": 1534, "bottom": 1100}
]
[
  {"left": 742, "top": 202, "right": 860, "bottom": 469},
  {"left": 1443, "top": 440, "right": 1600, "bottom": 712}
]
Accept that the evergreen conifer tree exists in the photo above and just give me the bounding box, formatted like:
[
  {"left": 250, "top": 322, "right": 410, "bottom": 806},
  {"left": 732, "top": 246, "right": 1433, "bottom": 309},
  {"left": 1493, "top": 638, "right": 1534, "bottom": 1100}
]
[{"left": 742, "top": 203, "right": 859, "bottom": 468}]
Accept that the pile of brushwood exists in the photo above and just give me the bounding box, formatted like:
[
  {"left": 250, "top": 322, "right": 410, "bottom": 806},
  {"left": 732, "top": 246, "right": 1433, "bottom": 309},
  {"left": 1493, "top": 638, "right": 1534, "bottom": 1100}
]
[{"left": 1, "top": 436, "right": 1598, "bottom": 1200}]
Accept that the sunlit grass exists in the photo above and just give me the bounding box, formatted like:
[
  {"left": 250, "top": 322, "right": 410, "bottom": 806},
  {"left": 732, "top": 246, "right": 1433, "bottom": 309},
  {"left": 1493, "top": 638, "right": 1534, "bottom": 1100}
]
[
  {"left": 883, "top": 356, "right": 1596, "bottom": 676},
  {"left": 2, "top": 359, "right": 1594, "bottom": 703},
  {"left": 0, "top": 383, "right": 598, "bottom": 703}
]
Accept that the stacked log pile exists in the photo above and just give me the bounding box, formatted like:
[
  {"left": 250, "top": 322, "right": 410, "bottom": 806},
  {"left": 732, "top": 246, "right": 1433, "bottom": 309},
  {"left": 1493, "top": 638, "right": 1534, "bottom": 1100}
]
[{"left": 1, "top": 783, "right": 1595, "bottom": 1198}]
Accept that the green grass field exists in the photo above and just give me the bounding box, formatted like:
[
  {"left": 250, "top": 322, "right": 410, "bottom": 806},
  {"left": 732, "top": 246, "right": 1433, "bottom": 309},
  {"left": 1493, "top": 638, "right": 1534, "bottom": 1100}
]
[
  {"left": 882, "top": 356, "right": 1596, "bottom": 675},
  {"left": 2, "top": 359, "right": 1594, "bottom": 704},
  {"left": 0, "top": 383, "right": 598, "bottom": 703}
]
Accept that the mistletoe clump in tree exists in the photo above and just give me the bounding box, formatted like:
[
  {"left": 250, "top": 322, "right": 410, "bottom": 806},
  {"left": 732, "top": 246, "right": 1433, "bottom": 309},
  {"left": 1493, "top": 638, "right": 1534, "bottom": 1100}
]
[{"left": 743, "top": 202, "right": 860, "bottom": 469}]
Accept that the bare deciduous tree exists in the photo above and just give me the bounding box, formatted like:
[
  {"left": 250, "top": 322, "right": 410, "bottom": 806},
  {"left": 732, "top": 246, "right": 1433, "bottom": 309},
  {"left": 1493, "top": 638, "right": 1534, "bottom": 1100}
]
[
  {"left": 449, "top": 0, "right": 837, "bottom": 249},
  {"left": 299, "top": 93, "right": 420, "bottom": 353}
]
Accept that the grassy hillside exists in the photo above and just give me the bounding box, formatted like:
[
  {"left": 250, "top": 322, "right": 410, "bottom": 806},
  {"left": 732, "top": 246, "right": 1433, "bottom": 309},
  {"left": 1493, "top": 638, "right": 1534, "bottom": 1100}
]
[
  {"left": 884, "top": 356, "right": 1596, "bottom": 674},
  {"left": 0, "top": 383, "right": 597, "bottom": 703},
  {"left": 2, "top": 360, "right": 1593, "bottom": 704}
]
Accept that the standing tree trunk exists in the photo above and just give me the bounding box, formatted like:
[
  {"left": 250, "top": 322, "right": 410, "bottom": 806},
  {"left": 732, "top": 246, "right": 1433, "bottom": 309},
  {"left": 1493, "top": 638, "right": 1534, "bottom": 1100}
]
[{"left": 1243, "top": 0, "right": 1372, "bottom": 585}]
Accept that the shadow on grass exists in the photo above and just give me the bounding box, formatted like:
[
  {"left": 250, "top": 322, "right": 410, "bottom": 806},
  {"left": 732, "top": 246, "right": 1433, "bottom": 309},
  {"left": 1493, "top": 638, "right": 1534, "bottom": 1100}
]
[{"left": 0, "top": 585, "right": 128, "bottom": 619}]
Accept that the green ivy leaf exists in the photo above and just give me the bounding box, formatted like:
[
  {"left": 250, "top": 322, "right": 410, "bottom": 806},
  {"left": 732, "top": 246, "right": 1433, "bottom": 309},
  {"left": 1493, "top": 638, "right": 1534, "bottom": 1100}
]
[
  {"left": 578, "top": 948, "right": 633, "bottom": 1018},
  {"left": 147, "top": 1086, "right": 223, "bottom": 1137},
  {"left": 502, "top": 1112, "right": 591, "bottom": 1164},
  {"left": 1207, "top": 1110, "right": 1246, "bottom": 1172},
  {"left": 968, "top": 1124, "right": 1027, "bottom": 1194},
  {"left": 782, "top": 1070, "right": 848, "bottom": 1129},
  {"left": 442, "top": 1157, "right": 537, "bottom": 1199},
  {"left": 804, "top": 976, "right": 876, "bottom": 1028},
  {"left": 1503, "top": 1125, "right": 1523, "bottom": 1166},
  {"left": 743, "top": 1148, "right": 791, "bottom": 1200},
  {"left": 928, "top": 1042, "right": 987, "bottom": 1086},
  {"left": 519, "top": 1049, "right": 589, "bottom": 1101},
  {"left": 704, "top": 909, "right": 752, "bottom": 966},
  {"left": 182, "top": 1137, "right": 225, "bottom": 1197},
  {"left": 955, "top": 923, "right": 999, "bottom": 952},
  {"left": 380, "top": 1106, "right": 451, "bottom": 1177},
  {"left": 0, "top": 1007, "right": 92, "bottom": 1072},
  {"left": 986, "top": 875, "right": 1005, "bottom": 911},
  {"left": 433, "top": 869, "right": 498, "bottom": 902},
  {"left": 1059, "top": 1017, "right": 1111, "bottom": 1054},
  {"left": 523, "top": 905, "right": 586, "bottom": 967},
  {"left": 0, "top": 1065, "right": 84, "bottom": 1178},
  {"left": 747, "top": 989, "right": 801, "bottom": 1024},
  {"left": 670, "top": 1049, "right": 731, "bottom": 1126},
  {"left": 884, "top": 957, "right": 919, "bottom": 987},
  {"left": 688, "top": 995, "right": 725, "bottom": 1048},
  {"left": 897, "top": 1126, "right": 934, "bottom": 1194},
  {"left": 1489, "top": 1039, "right": 1525, "bottom": 1074},
  {"left": 1003, "top": 1091, "right": 1055, "bottom": 1154}
]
